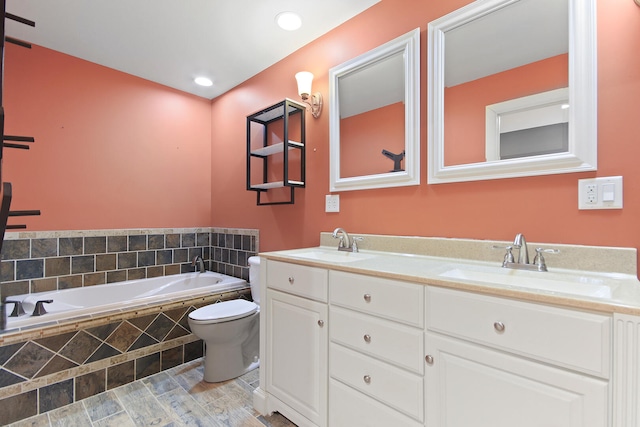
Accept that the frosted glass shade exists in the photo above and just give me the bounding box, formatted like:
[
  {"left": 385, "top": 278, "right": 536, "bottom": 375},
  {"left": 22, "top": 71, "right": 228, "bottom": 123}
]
[{"left": 295, "top": 71, "right": 314, "bottom": 98}]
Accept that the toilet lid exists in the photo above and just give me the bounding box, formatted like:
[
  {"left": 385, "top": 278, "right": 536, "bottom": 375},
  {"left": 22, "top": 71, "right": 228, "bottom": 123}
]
[{"left": 189, "top": 299, "right": 258, "bottom": 323}]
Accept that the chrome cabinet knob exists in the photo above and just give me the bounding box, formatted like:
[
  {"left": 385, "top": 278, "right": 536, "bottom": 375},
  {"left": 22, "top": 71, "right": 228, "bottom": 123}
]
[
  {"left": 318, "top": 320, "right": 324, "bottom": 327},
  {"left": 363, "top": 375, "right": 371, "bottom": 384},
  {"left": 425, "top": 355, "right": 434, "bottom": 365},
  {"left": 494, "top": 321, "right": 505, "bottom": 332},
  {"left": 288, "top": 277, "right": 294, "bottom": 284},
  {"left": 363, "top": 334, "right": 371, "bottom": 343},
  {"left": 363, "top": 294, "right": 371, "bottom": 302}
]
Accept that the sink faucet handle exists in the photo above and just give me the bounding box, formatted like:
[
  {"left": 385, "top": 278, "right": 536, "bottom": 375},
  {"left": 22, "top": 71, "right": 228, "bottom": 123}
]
[
  {"left": 492, "top": 244, "right": 510, "bottom": 250},
  {"left": 352, "top": 237, "right": 364, "bottom": 253},
  {"left": 536, "top": 248, "right": 560, "bottom": 254},
  {"left": 533, "top": 248, "right": 560, "bottom": 271},
  {"left": 492, "top": 245, "right": 515, "bottom": 267}
]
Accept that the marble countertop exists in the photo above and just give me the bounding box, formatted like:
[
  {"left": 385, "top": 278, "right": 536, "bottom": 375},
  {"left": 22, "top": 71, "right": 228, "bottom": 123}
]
[{"left": 259, "top": 245, "right": 640, "bottom": 316}]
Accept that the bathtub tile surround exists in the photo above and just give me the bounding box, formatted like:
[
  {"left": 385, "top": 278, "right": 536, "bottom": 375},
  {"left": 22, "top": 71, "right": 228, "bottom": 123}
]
[
  {"left": 0, "top": 227, "right": 258, "bottom": 425},
  {"left": 0, "top": 227, "right": 259, "bottom": 301},
  {"left": 0, "top": 287, "right": 254, "bottom": 425}
]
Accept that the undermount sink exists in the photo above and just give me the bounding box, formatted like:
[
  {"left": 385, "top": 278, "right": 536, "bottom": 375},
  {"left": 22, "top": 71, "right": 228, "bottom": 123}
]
[
  {"left": 283, "top": 248, "right": 378, "bottom": 263},
  {"left": 438, "top": 264, "right": 617, "bottom": 298}
]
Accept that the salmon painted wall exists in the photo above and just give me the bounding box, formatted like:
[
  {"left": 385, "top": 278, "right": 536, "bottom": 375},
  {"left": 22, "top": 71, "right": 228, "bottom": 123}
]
[
  {"left": 3, "top": 0, "right": 639, "bottom": 271},
  {"left": 3, "top": 44, "right": 212, "bottom": 230},
  {"left": 210, "top": 0, "right": 640, "bottom": 270}
]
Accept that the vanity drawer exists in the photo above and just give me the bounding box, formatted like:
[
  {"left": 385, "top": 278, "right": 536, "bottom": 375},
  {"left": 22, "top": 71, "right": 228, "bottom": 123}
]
[
  {"left": 426, "top": 286, "right": 611, "bottom": 378},
  {"left": 329, "top": 271, "right": 424, "bottom": 327},
  {"left": 330, "top": 344, "right": 424, "bottom": 422},
  {"left": 266, "top": 260, "right": 328, "bottom": 302},
  {"left": 330, "top": 306, "right": 423, "bottom": 374},
  {"left": 329, "top": 379, "right": 423, "bottom": 427}
]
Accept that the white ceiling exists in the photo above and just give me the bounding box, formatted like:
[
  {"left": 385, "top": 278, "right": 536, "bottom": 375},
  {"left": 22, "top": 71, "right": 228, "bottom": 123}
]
[{"left": 5, "top": 0, "right": 380, "bottom": 99}]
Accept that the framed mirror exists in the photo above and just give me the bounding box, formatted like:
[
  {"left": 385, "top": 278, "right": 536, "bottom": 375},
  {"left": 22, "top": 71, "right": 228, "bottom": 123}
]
[
  {"left": 427, "top": 0, "right": 597, "bottom": 184},
  {"left": 329, "top": 28, "right": 420, "bottom": 192}
]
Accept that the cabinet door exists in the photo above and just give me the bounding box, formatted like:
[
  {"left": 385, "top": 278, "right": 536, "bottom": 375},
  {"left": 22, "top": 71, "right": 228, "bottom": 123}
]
[
  {"left": 425, "top": 333, "right": 608, "bottom": 427},
  {"left": 266, "top": 289, "right": 328, "bottom": 426}
]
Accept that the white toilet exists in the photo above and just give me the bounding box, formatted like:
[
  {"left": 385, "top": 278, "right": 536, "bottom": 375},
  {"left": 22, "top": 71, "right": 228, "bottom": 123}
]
[{"left": 188, "top": 256, "right": 260, "bottom": 382}]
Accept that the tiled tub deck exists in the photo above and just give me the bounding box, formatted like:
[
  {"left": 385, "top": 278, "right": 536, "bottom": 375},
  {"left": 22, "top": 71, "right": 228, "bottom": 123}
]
[{"left": 0, "top": 286, "right": 252, "bottom": 425}]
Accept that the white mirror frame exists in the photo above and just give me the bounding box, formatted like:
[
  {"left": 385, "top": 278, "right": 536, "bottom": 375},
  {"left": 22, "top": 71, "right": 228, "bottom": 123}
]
[
  {"left": 427, "top": 0, "right": 597, "bottom": 184},
  {"left": 329, "top": 28, "right": 420, "bottom": 192}
]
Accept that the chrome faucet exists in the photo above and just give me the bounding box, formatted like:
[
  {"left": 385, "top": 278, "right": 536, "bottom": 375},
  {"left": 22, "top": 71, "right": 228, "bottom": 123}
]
[
  {"left": 192, "top": 256, "right": 205, "bottom": 273},
  {"left": 332, "top": 228, "right": 351, "bottom": 251},
  {"left": 513, "top": 233, "right": 529, "bottom": 264},
  {"left": 332, "top": 228, "right": 364, "bottom": 252},
  {"left": 494, "top": 233, "right": 559, "bottom": 272}
]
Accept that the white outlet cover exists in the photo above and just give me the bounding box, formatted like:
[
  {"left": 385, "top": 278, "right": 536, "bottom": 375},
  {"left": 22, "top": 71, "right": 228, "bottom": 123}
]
[
  {"left": 325, "top": 194, "right": 340, "bottom": 212},
  {"left": 578, "top": 176, "right": 623, "bottom": 210}
]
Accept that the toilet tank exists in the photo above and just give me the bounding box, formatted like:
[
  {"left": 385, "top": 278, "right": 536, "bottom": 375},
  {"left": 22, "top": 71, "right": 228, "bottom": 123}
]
[{"left": 248, "top": 256, "right": 260, "bottom": 305}]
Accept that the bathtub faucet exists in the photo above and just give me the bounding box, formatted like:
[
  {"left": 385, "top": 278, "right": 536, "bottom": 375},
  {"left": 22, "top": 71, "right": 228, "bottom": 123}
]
[
  {"left": 192, "top": 256, "right": 205, "bottom": 273},
  {"left": 32, "top": 299, "right": 53, "bottom": 316},
  {"left": 5, "top": 299, "right": 26, "bottom": 317}
]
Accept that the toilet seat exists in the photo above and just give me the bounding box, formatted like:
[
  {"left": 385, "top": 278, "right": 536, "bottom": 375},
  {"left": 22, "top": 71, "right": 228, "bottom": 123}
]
[{"left": 189, "top": 299, "right": 258, "bottom": 324}]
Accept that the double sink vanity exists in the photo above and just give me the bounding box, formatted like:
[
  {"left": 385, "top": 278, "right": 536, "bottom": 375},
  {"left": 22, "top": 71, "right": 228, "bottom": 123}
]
[
  {"left": 252, "top": 232, "right": 640, "bottom": 427},
  {"left": 251, "top": 0, "right": 619, "bottom": 423}
]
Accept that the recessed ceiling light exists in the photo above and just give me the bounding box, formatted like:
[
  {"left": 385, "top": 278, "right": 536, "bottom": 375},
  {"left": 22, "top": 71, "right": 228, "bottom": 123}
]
[
  {"left": 276, "top": 12, "right": 302, "bottom": 31},
  {"left": 194, "top": 77, "right": 213, "bottom": 87}
]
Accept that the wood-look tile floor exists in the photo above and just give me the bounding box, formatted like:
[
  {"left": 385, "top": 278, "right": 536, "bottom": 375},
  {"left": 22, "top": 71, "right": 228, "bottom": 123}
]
[{"left": 8, "top": 359, "right": 297, "bottom": 427}]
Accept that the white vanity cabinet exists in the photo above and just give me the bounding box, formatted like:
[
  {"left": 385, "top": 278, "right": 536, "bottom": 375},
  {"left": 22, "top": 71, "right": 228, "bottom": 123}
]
[
  {"left": 425, "top": 286, "right": 611, "bottom": 427},
  {"left": 328, "top": 271, "right": 425, "bottom": 427},
  {"left": 256, "top": 253, "right": 622, "bottom": 427},
  {"left": 262, "top": 260, "right": 329, "bottom": 427}
]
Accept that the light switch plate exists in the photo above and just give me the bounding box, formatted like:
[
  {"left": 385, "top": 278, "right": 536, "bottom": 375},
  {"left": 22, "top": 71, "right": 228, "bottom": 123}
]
[
  {"left": 325, "top": 194, "right": 340, "bottom": 212},
  {"left": 578, "top": 176, "right": 623, "bottom": 210}
]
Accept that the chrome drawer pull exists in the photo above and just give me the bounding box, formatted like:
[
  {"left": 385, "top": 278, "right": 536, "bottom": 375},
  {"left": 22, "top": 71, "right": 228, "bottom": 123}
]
[
  {"left": 363, "top": 293, "right": 371, "bottom": 302},
  {"left": 363, "top": 334, "right": 371, "bottom": 343},
  {"left": 425, "top": 355, "right": 434, "bottom": 365},
  {"left": 318, "top": 320, "right": 324, "bottom": 327},
  {"left": 494, "top": 321, "right": 505, "bottom": 332},
  {"left": 363, "top": 375, "right": 371, "bottom": 384},
  {"left": 288, "top": 277, "right": 294, "bottom": 284}
]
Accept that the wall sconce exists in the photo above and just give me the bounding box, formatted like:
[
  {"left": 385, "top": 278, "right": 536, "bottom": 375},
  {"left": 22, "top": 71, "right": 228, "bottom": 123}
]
[{"left": 295, "top": 71, "right": 323, "bottom": 118}]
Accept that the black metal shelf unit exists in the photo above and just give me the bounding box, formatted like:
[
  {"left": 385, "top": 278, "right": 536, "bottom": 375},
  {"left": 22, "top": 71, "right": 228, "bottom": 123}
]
[
  {"left": 0, "top": 2, "right": 40, "bottom": 330},
  {"left": 246, "top": 99, "right": 306, "bottom": 205}
]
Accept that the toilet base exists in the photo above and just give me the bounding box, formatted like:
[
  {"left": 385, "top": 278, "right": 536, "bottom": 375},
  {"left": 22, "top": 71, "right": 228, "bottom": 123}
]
[
  {"left": 189, "top": 304, "right": 260, "bottom": 383},
  {"left": 203, "top": 350, "right": 260, "bottom": 383},
  {"left": 200, "top": 312, "right": 260, "bottom": 383}
]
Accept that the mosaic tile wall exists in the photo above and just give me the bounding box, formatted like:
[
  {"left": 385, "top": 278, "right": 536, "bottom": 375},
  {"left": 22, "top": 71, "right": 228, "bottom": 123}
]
[{"left": 0, "top": 227, "right": 258, "bottom": 302}]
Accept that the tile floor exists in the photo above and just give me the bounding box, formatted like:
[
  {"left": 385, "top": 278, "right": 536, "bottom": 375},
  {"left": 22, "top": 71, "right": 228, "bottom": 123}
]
[{"left": 7, "top": 359, "right": 297, "bottom": 427}]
